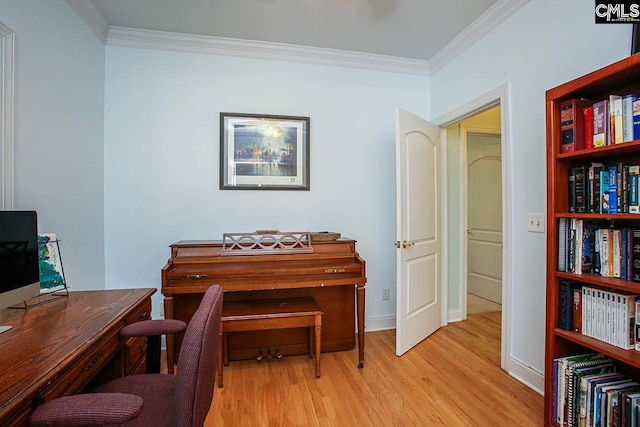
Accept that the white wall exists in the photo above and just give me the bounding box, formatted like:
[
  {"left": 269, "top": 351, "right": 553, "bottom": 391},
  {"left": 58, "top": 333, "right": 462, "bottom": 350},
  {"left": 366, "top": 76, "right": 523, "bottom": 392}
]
[
  {"left": 0, "top": 0, "right": 106, "bottom": 290},
  {"left": 431, "top": 0, "right": 631, "bottom": 386},
  {"left": 103, "top": 46, "right": 429, "bottom": 323}
]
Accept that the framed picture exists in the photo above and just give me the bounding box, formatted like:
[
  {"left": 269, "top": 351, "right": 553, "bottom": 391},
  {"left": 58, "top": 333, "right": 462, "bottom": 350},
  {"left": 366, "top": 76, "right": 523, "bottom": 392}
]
[
  {"left": 38, "top": 234, "right": 66, "bottom": 292},
  {"left": 220, "top": 112, "right": 310, "bottom": 190}
]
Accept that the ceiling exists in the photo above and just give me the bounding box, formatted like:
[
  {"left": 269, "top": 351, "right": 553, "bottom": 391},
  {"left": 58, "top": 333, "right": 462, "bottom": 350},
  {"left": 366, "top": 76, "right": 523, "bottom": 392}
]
[{"left": 85, "top": 0, "right": 501, "bottom": 62}]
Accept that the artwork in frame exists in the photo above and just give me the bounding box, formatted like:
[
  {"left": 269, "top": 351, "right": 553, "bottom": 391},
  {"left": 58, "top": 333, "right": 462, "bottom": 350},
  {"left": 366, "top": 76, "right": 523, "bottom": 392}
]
[
  {"left": 38, "top": 234, "right": 66, "bottom": 292},
  {"left": 220, "top": 112, "right": 310, "bottom": 190}
]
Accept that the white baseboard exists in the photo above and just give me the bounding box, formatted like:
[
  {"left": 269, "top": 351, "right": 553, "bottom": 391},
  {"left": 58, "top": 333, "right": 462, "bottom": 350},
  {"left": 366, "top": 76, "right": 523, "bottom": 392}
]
[
  {"left": 508, "top": 356, "right": 544, "bottom": 395},
  {"left": 447, "top": 308, "right": 464, "bottom": 323},
  {"left": 365, "top": 315, "right": 396, "bottom": 331}
]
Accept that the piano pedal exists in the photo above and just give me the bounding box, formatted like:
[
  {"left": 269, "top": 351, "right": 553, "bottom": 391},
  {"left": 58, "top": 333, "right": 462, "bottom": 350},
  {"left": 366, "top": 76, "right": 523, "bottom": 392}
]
[
  {"left": 257, "top": 350, "right": 263, "bottom": 362},
  {"left": 275, "top": 349, "right": 283, "bottom": 359},
  {"left": 266, "top": 349, "right": 272, "bottom": 360}
]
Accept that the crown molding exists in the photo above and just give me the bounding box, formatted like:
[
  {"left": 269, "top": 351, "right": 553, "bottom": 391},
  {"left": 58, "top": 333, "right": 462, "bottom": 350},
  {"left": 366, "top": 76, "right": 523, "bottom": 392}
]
[
  {"left": 68, "top": 0, "right": 529, "bottom": 76},
  {"left": 429, "top": 0, "right": 531, "bottom": 74},
  {"left": 106, "top": 27, "right": 431, "bottom": 76},
  {"left": 65, "top": 0, "right": 109, "bottom": 42}
]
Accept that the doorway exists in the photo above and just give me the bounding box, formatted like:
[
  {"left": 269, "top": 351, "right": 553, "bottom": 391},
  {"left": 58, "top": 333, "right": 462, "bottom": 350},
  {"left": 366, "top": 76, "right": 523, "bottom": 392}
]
[
  {"left": 465, "top": 131, "right": 502, "bottom": 313},
  {"left": 441, "top": 102, "right": 507, "bottom": 368}
]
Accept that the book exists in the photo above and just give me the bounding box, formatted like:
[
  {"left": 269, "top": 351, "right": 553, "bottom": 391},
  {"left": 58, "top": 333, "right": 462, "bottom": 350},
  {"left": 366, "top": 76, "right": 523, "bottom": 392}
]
[
  {"left": 573, "top": 287, "right": 582, "bottom": 334},
  {"left": 584, "top": 106, "right": 594, "bottom": 149},
  {"left": 633, "top": 230, "right": 640, "bottom": 283},
  {"left": 636, "top": 299, "right": 640, "bottom": 351},
  {"left": 630, "top": 165, "right": 640, "bottom": 213},
  {"left": 610, "top": 95, "right": 623, "bottom": 144},
  {"left": 582, "top": 221, "right": 594, "bottom": 275},
  {"left": 589, "top": 163, "right": 605, "bottom": 213},
  {"left": 559, "top": 218, "right": 569, "bottom": 272},
  {"left": 609, "top": 165, "right": 619, "bottom": 214},
  {"left": 561, "top": 98, "right": 589, "bottom": 152},
  {"left": 569, "top": 167, "right": 577, "bottom": 213},
  {"left": 621, "top": 164, "right": 630, "bottom": 213},
  {"left": 559, "top": 281, "right": 580, "bottom": 330},
  {"left": 633, "top": 97, "right": 640, "bottom": 140},
  {"left": 623, "top": 94, "right": 637, "bottom": 142},
  {"left": 594, "top": 100, "right": 610, "bottom": 147},
  {"left": 573, "top": 219, "right": 583, "bottom": 274},
  {"left": 600, "top": 170, "right": 610, "bottom": 214},
  {"left": 575, "top": 165, "right": 587, "bottom": 213}
]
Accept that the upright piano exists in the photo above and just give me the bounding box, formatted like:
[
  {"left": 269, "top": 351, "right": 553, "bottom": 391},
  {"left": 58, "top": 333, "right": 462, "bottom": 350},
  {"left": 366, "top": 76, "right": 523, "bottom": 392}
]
[{"left": 161, "top": 236, "right": 366, "bottom": 372}]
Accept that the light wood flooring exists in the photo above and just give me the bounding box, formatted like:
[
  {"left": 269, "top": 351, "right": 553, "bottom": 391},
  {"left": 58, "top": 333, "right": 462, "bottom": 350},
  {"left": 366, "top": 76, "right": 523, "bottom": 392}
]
[{"left": 202, "top": 311, "right": 543, "bottom": 426}]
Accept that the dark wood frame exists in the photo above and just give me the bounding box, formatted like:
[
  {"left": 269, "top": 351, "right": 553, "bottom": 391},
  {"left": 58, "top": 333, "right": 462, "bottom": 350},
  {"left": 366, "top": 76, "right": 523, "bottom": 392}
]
[{"left": 220, "top": 112, "right": 310, "bottom": 190}]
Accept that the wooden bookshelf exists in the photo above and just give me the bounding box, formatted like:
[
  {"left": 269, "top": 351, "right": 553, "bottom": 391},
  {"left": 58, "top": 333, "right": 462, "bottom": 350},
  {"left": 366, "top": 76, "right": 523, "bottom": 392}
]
[{"left": 545, "top": 53, "right": 640, "bottom": 426}]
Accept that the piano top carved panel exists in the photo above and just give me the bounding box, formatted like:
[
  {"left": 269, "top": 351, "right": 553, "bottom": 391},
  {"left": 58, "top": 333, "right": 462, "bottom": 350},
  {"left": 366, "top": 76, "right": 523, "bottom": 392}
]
[{"left": 220, "top": 230, "right": 313, "bottom": 256}]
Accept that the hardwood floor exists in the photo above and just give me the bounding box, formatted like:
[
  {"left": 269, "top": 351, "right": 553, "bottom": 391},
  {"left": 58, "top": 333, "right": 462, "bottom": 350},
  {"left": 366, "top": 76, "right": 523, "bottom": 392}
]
[{"left": 202, "top": 311, "right": 543, "bottom": 426}]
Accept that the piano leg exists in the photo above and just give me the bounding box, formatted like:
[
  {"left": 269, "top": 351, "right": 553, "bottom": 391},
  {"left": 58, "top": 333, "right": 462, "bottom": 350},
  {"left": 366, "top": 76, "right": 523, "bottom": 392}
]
[{"left": 356, "top": 284, "right": 365, "bottom": 368}]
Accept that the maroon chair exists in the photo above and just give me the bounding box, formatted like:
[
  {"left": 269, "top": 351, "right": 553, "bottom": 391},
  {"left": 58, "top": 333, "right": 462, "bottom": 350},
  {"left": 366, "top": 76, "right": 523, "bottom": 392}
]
[
  {"left": 120, "top": 317, "right": 186, "bottom": 374},
  {"left": 29, "top": 285, "right": 224, "bottom": 427}
]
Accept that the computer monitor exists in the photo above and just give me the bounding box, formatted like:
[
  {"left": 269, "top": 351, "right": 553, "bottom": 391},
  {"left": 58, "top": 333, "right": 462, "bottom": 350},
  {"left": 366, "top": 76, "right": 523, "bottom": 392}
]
[{"left": 0, "top": 211, "right": 41, "bottom": 310}]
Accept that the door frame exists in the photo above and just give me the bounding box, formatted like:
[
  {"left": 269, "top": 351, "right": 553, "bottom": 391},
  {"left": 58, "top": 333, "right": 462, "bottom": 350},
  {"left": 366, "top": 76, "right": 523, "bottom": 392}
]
[
  {"left": 433, "top": 84, "right": 511, "bottom": 371},
  {"left": 461, "top": 126, "right": 501, "bottom": 319}
]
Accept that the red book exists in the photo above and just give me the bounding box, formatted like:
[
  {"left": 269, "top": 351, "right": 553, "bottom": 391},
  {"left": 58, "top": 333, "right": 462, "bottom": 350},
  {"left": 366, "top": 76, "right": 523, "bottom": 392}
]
[
  {"left": 583, "top": 106, "right": 594, "bottom": 150},
  {"left": 560, "top": 98, "right": 589, "bottom": 152}
]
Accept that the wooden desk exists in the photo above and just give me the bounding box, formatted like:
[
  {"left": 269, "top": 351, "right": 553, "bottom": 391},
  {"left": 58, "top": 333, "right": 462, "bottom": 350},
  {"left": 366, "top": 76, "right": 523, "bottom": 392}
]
[{"left": 0, "top": 288, "right": 155, "bottom": 427}]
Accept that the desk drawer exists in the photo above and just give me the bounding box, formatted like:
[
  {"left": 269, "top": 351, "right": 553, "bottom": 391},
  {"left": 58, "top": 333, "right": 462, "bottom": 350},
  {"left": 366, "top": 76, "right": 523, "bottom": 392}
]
[
  {"left": 124, "top": 336, "right": 147, "bottom": 376},
  {"left": 125, "top": 299, "right": 151, "bottom": 325},
  {"left": 38, "top": 327, "right": 120, "bottom": 402}
]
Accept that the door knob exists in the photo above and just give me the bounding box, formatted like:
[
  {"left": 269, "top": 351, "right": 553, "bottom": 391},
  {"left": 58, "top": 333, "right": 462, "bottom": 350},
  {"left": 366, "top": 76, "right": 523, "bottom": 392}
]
[{"left": 395, "top": 241, "right": 401, "bottom": 248}]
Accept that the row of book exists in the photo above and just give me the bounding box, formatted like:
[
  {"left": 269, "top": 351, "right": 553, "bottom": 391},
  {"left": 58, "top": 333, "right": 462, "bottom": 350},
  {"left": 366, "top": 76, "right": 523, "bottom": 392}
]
[
  {"left": 558, "top": 282, "right": 637, "bottom": 350},
  {"left": 553, "top": 353, "right": 640, "bottom": 427},
  {"left": 557, "top": 219, "right": 640, "bottom": 281},
  {"left": 568, "top": 163, "right": 640, "bottom": 214},
  {"left": 561, "top": 95, "right": 640, "bottom": 153}
]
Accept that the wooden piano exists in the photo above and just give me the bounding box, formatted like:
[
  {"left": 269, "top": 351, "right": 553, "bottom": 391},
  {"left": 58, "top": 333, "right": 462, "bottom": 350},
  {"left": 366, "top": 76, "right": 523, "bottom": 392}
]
[{"left": 161, "top": 233, "right": 366, "bottom": 373}]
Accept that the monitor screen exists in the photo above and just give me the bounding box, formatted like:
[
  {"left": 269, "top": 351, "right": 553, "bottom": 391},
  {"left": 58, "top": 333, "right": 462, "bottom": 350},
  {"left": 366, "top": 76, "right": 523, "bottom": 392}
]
[{"left": 0, "top": 211, "right": 40, "bottom": 308}]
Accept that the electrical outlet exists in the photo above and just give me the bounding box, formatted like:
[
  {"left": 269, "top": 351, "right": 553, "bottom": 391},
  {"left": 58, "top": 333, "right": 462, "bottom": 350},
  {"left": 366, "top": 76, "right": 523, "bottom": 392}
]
[
  {"left": 382, "top": 288, "right": 390, "bottom": 300},
  {"left": 527, "top": 213, "right": 545, "bottom": 233}
]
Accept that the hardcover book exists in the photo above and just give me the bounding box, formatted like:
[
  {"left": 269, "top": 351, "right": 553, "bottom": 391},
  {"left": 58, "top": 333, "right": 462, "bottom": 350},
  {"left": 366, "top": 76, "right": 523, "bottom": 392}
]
[
  {"left": 584, "top": 106, "right": 594, "bottom": 149},
  {"left": 593, "top": 100, "right": 610, "bottom": 148},
  {"left": 633, "top": 97, "right": 640, "bottom": 140},
  {"left": 610, "top": 95, "right": 623, "bottom": 144},
  {"left": 599, "top": 170, "right": 610, "bottom": 214},
  {"left": 623, "top": 94, "right": 637, "bottom": 142},
  {"left": 609, "top": 165, "right": 618, "bottom": 214},
  {"left": 631, "top": 166, "right": 640, "bottom": 213},
  {"left": 560, "top": 98, "right": 589, "bottom": 152}
]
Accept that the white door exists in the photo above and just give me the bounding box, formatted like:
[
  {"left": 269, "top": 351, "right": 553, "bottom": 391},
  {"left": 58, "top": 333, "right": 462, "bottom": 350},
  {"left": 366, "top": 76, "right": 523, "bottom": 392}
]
[
  {"left": 395, "top": 108, "right": 442, "bottom": 356},
  {"left": 467, "top": 140, "right": 502, "bottom": 304}
]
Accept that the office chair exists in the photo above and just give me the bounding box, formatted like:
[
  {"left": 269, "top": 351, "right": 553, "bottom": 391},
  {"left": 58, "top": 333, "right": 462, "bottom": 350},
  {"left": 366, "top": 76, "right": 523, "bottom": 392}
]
[
  {"left": 120, "top": 315, "right": 186, "bottom": 374},
  {"left": 29, "top": 285, "right": 223, "bottom": 427}
]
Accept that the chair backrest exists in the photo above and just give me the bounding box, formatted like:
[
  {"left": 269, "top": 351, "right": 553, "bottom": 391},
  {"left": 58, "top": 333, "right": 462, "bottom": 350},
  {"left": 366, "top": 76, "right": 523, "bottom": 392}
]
[{"left": 173, "top": 285, "right": 223, "bottom": 427}]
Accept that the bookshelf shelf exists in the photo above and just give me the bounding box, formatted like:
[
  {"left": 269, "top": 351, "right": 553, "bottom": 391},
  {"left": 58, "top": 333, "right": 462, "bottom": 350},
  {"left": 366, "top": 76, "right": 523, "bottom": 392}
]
[
  {"left": 545, "top": 53, "right": 640, "bottom": 427},
  {"left": 555, "top": 329, "right": 640, "bottom": 367}
]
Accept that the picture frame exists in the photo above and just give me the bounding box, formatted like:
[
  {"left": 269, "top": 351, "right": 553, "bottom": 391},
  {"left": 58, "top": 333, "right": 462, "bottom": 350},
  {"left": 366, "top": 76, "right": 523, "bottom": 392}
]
[{"left": 220, "top": 112, "right": 310, "bottom": 190}]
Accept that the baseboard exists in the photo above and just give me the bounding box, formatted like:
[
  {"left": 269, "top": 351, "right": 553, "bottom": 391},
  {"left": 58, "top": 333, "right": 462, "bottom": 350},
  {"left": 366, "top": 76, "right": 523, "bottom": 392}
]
[
  {"left": 365, "top": 315, "right": 396, "bottom": 331},
  {"left": 508, "top": 355, "right": 544, "bottom": 395},
  {"left": 447, "top": 308, "right": 464, "bottom": 323}
]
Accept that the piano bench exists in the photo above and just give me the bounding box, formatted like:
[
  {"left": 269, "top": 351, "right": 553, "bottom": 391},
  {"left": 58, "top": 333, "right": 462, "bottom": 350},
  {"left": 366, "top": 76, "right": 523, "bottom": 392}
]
[{"left": 217, "top": 296, "right": 323, "bottom": 388}]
